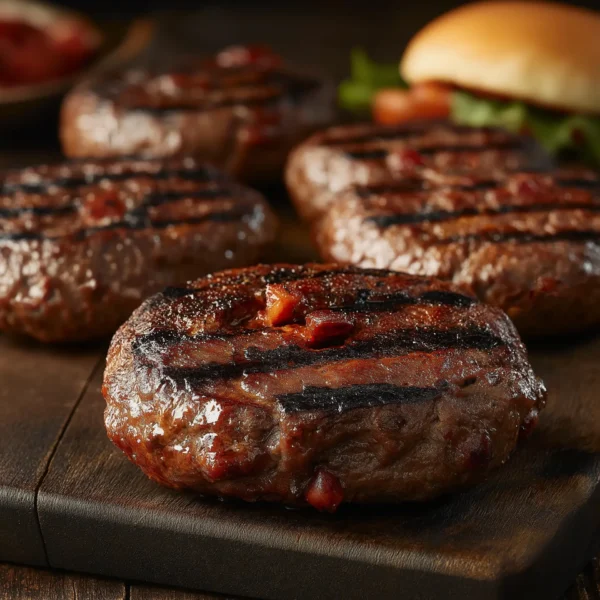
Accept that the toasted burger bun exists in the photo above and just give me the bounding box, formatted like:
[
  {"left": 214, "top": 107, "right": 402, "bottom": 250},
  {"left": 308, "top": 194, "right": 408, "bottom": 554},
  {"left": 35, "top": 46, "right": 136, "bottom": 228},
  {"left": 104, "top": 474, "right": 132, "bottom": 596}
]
[{"left": 401, "top": 1, "right": 600, "bottom": 115}]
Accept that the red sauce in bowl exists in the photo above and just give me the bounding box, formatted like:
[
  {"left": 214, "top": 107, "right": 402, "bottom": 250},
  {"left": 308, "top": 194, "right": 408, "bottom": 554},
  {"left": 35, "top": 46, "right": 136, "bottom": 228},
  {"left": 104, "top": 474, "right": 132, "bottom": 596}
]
[{"left": 0, "top": 17, "right": 98, "bottom": 86}]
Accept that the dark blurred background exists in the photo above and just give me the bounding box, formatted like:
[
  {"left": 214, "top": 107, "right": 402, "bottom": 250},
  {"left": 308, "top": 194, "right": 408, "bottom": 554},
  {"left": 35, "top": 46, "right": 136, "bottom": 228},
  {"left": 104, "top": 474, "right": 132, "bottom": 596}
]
[{"left": 55, "top": 0, "right": 600, "bottom": 81}]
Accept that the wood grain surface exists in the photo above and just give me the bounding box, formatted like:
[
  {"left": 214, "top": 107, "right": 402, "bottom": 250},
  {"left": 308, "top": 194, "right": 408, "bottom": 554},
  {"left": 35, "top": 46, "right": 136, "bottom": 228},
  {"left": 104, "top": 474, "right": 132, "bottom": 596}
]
[
  {"left": 1, "top": 560, "right": 600, "bottom": 600},
  {"left": 0, "top": 337, "right": 103, "bottom": 566},
  {"left": 0, "top": 563, "right": 125, "bottom": 600}
]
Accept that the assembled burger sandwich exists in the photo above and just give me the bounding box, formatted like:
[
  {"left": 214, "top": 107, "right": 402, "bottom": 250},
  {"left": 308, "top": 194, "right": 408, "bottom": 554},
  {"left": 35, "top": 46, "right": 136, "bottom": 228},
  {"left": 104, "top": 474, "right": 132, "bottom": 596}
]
[{"left": 341, "top": 1, "right": 600, "bottom": 164}]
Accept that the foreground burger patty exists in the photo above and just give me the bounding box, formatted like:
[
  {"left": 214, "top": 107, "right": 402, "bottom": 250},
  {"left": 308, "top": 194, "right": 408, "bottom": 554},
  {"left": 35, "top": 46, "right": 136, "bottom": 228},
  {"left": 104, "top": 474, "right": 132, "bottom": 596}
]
[
  {"left": 316, "top": 168, "right": 600, "bottom": 337},
  {"left": 0, "top": 157, "right": 276, "bottom": 342},
  {"left": 60, "top": 45, "right": 334, "bottom": 182},
  {"left": 103, "top": 264, "right": 545, "bottom": 511},
  {"left": 285, "top": 121, "right": 549, "bottom": 222}
]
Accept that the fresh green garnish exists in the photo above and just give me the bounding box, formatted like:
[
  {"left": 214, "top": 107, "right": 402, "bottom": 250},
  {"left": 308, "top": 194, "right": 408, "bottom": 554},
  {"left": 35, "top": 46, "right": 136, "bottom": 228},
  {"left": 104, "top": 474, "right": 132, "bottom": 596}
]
[
  {"left": 338, "top": 48, "right": 406, "bottom": 113},
  {"left": 452, "top": 90, "right": 600, "bottom": 164}
]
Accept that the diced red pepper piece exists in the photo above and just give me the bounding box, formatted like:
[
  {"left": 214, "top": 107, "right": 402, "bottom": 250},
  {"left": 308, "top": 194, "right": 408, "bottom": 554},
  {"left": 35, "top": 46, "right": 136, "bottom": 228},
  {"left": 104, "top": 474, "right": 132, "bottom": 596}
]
[
  {"left": 264, "top": 285, "right": 300, "bottom": 326},
  {"left": 304, "top": 469, "right": 344, "bottom": 513},
  {"left": 303, "top": 310, "right": 354, "bottom": 348}
]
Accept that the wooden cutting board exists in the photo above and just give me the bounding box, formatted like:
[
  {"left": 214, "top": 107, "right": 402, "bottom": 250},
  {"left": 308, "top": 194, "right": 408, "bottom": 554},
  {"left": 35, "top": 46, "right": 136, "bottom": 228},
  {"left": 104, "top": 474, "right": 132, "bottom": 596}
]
[{"left": 1, "top": 207, "right": 599, "bottom": 600}]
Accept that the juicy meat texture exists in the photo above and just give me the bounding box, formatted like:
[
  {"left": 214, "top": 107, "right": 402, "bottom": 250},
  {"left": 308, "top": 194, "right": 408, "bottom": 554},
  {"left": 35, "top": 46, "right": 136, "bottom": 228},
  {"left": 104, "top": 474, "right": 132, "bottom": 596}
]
[
  {"left": 285, "top": 121, "right": 551, "bottom": 221},
  {"left": 316, "top": 168, "right": 600, "bottom": 337},
  {"left": 103, "top": 264, "right": 546, "bottom": 511},
  {"left": 60, "top": 46, "right": 335, "bottom": 183},
  {"left": 0, "top": 157, "right": 277, "bottom": 342}
]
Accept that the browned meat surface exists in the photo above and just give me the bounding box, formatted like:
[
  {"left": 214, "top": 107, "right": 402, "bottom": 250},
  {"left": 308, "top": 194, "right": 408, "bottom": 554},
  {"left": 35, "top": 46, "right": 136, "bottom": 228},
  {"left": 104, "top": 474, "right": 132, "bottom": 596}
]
[
  {"left": 103, "top": 264, "right": 545, "bottom": 511},
  {"left": 0, "top": 157, "right": 277, "bottom": 342},
  {"left": 316, "top": 168, "right": 600, "bottom": 337},
  {"left": 61, "top": 45, "right": 335, "bottom": 183},
  {"left": 285, "top": 121, "right": 550, "bottom": 221}
]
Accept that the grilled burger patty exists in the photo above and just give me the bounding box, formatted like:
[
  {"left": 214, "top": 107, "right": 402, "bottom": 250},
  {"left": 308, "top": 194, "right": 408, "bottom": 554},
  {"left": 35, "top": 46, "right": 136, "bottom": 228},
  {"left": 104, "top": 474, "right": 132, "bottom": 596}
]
[
  {"left": 0, "top": 157, "right": 277, "bottom": 342},
  {"left": 60, "top": 46, "right": 334, "bottom": 182},
  {"left": 316, "top": 168, "right": 600, "bottom": 337},
  {"left": 103, "top": 264, "right": 546, "bottom": 511},
  {"left": 285, "top": 121, "right": 550, "bottom": 222}
]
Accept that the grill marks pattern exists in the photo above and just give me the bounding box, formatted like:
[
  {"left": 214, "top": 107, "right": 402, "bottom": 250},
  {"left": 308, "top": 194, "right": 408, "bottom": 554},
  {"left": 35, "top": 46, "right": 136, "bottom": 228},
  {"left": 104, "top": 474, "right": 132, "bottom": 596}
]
[
  {"left": 159, "top": 325, "right": 504, "bottom": 387},
  {"left": 0, "top": 164, "right": 255, "bottom": 241},
  {"left": 366, "top": 202, "right": 600, "bottom": 228},
  {"left": 109, "top": 67, "right": 321, "bottom": 114},
  {"left": 0, "top": 165, "right": 213, "bottom": 195},
  {"left": 355, "top": 171, "right": 600, "bottom": 244},
  {"left": 276, "top": 382, "right": 447, "bottom": 413},
  {"left": 323, "top": 124, "right": 530, "bottom": 162}
]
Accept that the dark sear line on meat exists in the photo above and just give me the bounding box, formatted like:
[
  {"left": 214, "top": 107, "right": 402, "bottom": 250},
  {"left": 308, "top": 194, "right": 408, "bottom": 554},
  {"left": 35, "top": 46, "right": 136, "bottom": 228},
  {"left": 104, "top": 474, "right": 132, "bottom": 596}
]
[
  {"left": 366, "top": 202, "right": 600, "bottom": 228},
  {"left": 344, "top": 140, "right": 525, "bottom": 160},
  {"left": 435, "top": 229, "right": 600, "bottom": 245},
  {"left": 344, "top": 148, "right": 389, "bottom": 160},
  {"left": 157, "top": 325, "right": 505, "bottom": 386},
  {"left": 319, "top": 123, "right": 482, "bottom": 146},
  {"left": 556, "top": 178, "right": 600, "bottom": 189},
  {"left": 112, "top": 64, "right": 323, "bottom": 114},
  {"left": 0, "top": 187, "right": 233, "bottom": 218},
  {"left": 0, "top": 204, "right": 78, "bottom": 217},
  {"left": 276, "top": 382, "right": 448, "bottom": 413},
  {"left": 356, "top": 180, "right": 500, "bottom": 196},
  {"left": 0, "top": 205, "right": 254, "bottom": 241},
  {"left": 75, "top": 207, "right": 254, "bottom": 240},
  {"left": 0, "top": 166, "right": 215, "bottom": 195}
]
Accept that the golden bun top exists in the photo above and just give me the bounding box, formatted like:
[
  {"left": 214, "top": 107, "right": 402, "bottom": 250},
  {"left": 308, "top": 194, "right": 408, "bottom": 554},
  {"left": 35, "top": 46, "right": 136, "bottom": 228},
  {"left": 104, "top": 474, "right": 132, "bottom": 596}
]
[{"left": 401, "top": 1, "right": 600, "bottom": 114}]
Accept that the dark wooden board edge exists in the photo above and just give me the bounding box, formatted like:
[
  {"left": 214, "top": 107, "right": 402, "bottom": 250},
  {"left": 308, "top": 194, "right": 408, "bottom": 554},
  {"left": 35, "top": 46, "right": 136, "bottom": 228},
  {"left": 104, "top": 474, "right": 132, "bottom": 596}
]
[
  {"left": 0, "top": 487, "right": 46, "bottom": 567},
  {"left": 36, "top": 360, "right": 600, "bottom": 600}
]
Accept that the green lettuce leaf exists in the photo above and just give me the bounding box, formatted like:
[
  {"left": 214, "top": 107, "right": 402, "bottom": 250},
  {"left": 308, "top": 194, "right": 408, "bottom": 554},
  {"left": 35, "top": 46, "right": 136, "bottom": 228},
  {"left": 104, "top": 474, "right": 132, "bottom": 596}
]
[
  {"left": 451, "top": 90, "right": 600, "bottom": 164},
  {"left": 338, "top": 48, "right": 406, "bottom": 113}
]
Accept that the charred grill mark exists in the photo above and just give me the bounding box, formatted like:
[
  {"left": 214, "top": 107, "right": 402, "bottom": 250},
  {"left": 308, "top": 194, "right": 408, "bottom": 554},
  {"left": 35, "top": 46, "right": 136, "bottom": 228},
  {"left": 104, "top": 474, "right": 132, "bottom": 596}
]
[
  {"left": 355, "top": 180, "right": 499, "bottom": 198},
  {"left": 0, "top": 187, "right": 233, "bottom": 220},
  {"left": 556, "top": 178, "right": 600, "bottom": 189},
  {"left": 140, "top": 187, "right": 233, "bottom": 206},
  {"left": 322, "top": 127, "right": 429, "bottom": 146},
  {"left": 436, "top": 230, "right": 600, "bottom": 245},
  {"left": 125, "top": 72, "right": 320, "bottom": 114},
  {"left": 355, "top": 181, "right": 427, "bottom": 197},
  {"left": 0, "top": 204, "right": 76, "bottom": 218},
  {"left": 131, "top": 91, "right": 286, "bottom": 114},
  {"left": 276, "top": 382, "right": 447, "bottom": 413},
  {"left": 417, "top": 141, "right": 523, "bottom": 155},
  {"left": 0, "top": 207, "right": 254, "bottom": 241},
  {"left": 344, "top": 141, "right": 524, "bottom": 161},
  {"left": 331, "top": 288, "right": 475, "bottom": 311},
  {"left": 366, "top": 202, "right": 600, "bottom": 227},
  {"left": 418, "top": 290, "right": 475, "bottom": 307},
  {"left": 0, "top": 167, "right": 214, "bottom": 195},
  {"left": 74, "top": 207, "right": 253, "bottom": 239},
  {"left": 320, "top": 124, "right": 479, "bottom": 147},
  {"left": 344, "top": 149, "right": 389, "bottom": 160},
  {"left": 156, "top": 326, "right": 504, "bottom": 384}
]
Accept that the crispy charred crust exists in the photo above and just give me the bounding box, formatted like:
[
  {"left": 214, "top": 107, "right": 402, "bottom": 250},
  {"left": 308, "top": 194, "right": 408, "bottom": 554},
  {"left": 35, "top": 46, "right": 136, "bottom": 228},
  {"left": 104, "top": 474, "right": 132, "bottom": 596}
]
[
  {"left": 315, "top": 167, "right": 600, "bottom": 336},
  {"left": 0, "top": 157, "right": 277, "bottom": 341},
  {"left": 285, "top": 120, "right": 551, "bottom": 222},
  {"left": 104, "top": 263, "right": 546, "bottom": 510}
]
